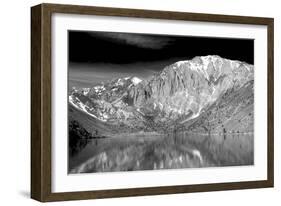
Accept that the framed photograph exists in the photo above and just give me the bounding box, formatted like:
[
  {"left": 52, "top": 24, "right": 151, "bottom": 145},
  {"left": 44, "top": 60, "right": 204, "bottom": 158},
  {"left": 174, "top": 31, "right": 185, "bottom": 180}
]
[{"left": 31, "top": 3, "right": 274, "bottom": 202}]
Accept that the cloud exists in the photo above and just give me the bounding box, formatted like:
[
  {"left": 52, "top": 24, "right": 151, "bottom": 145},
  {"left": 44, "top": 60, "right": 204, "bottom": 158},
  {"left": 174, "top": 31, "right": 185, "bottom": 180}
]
[{"left": 89, "top": 32, "right": 174, "bottom": 49}]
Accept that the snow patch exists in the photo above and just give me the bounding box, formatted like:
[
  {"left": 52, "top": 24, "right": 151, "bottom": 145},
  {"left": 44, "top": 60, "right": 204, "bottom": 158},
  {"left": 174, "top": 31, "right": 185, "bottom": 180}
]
[
  {"left": 115, "top": 78, "right": 124, "bottom": 86},
  {"left": 94, "top": 85, "right": 105, "bottom": 92},
  {"left": 82, "top": 88, "right": 90, "bottom": 95},
  {"left": 201, "top": 56, "right": 211, "bottom": 71},
  {"left": 131, "top": 77, "right": 142, "bottom": 85},
  {"left": 69, "top": 95, "right": 106, "bottom": 122},
  {"left": 175, "top": 61, "right": 188, "bottom": 67},
  {"left": 158, "top": 102, "right": 163, "bottom": 110}
]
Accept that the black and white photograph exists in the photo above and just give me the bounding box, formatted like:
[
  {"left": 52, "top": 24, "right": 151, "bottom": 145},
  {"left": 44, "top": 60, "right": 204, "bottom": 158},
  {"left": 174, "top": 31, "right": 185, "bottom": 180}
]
[{"left": 68, "top": 30, "right": 254, "bottom": 174}]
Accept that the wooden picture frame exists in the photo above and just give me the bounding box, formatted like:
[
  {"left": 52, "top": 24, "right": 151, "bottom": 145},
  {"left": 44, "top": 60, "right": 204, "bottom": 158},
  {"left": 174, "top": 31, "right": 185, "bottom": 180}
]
[{"left": 31, "top": 3, "right": 274, "bottom": 202}]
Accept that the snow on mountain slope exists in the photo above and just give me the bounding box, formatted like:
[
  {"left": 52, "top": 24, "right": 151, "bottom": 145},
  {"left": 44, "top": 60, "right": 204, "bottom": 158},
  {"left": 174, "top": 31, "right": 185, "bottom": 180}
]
[
  {"left": 69, "top": 95, "right": 106, "bottom": 121},
  {"left": 69, "top": 55, "right": 254, "bottom": 132}
]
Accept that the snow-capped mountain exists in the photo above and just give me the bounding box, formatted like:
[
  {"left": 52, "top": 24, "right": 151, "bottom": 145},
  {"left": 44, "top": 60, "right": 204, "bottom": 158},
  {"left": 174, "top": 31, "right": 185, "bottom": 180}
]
[
  {"left": 87, "top": 76, "right": 141, "bottom": 101},
  {"left": 69, "top": 76, "right": 145, "bottom": 126},
  {"left": 128, "top": 55, "right": 253, "bottom": 121},
  {"left": 69, "top": 55, "right": 254, "bottom": 133}
]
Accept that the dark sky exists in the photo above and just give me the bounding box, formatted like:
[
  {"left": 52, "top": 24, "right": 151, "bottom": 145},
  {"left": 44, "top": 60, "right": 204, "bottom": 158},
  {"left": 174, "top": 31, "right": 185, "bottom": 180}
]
[{"left": 68, "top": 30, "right": 254, "bottom": 88}]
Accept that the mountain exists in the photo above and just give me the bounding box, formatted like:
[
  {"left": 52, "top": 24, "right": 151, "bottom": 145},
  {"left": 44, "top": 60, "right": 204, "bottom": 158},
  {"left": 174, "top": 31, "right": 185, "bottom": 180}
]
[
  {"left": 69, "top": 55, "right": 254, "bottom": 134},
  {"left": 128, "top": 55, "right": 253, "bottom": 120},
  {"left": 69, "top": 76, "right": 147, "bottom": 131}
]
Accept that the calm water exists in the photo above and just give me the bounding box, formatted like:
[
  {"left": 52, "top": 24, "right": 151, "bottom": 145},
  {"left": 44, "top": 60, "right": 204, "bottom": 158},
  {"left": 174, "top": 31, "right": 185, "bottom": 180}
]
[{"left": 69, "top": 132, "right": 253, "bottom": 173}]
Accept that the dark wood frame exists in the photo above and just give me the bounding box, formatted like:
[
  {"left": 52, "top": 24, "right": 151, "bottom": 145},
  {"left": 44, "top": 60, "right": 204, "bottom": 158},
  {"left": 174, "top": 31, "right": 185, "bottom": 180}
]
[{"left": 31, "top": 3, "right": 274, "bottom": 202}]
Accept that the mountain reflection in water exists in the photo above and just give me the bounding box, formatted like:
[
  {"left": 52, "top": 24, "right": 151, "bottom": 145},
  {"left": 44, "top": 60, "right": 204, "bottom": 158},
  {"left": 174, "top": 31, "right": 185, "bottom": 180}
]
[{"left": 69, "top": 132, "right": 253, "bottom": 173}]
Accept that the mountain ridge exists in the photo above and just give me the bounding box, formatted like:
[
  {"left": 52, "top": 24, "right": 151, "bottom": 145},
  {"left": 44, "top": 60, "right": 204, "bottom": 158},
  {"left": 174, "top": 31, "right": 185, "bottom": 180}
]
[{"left": 69, "top": 55, "right": 254, "bottom": 134}]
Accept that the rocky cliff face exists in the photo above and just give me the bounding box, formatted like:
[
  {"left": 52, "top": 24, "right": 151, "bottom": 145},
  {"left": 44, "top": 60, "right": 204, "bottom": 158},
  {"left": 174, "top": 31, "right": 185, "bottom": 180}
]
[
  {"left": 128, "top": 55, "right": 253, "bottom": 121},
  {"left": 69, "top": 55, "right": 254, "bottom": 133}
]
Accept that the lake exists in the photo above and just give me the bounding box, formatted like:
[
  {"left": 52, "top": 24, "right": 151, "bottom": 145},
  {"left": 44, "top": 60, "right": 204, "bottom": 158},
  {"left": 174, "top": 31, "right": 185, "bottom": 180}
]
[{"left": 69, "top": 132, "right": 254, "bottom": 173}]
